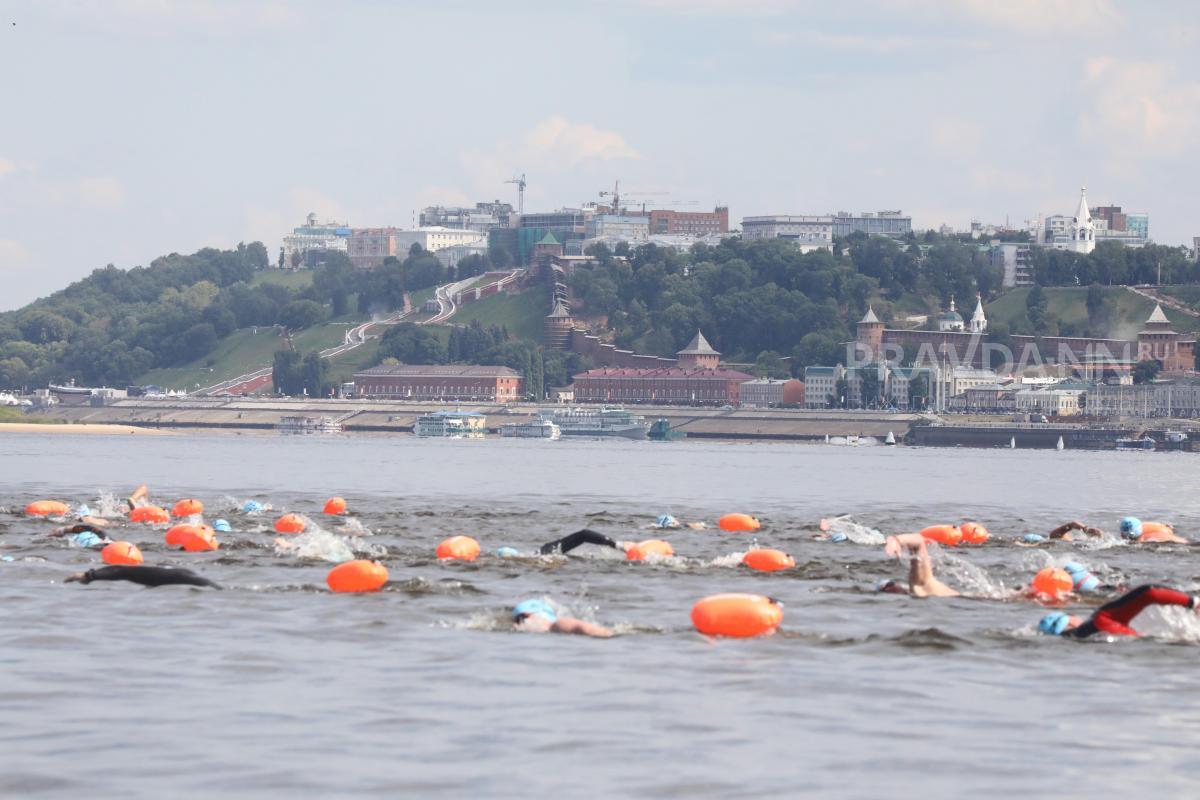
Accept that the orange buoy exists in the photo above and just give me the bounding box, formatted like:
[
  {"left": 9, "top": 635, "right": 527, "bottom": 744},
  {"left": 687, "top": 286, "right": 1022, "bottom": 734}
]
[
  {"left": 1032, "top": 566, "right": 1073, "bottom": 599},
  {"left": 130, "top": 505, "right": 170, "bottom": 524},
  {"left": 436, "top": 535, "right": 480, "bottom": 561},
  {"left": 920, "top": 525, "right": 962, "bottom": 547},
  {"left": 719, "top": 513, "right": 761, "bottom": 532},
  {"left": 691, "top": 593, "right": 783, "bottom": 638},
  {"left": 172, "top": 498, "right": 204, "bottom": 518},
  {"left": 165, "top": 523, "right": 217, "bottom": 551},
  {"left": 743, "top": 548, "right": 795, "bottom": 572},
  {"left": 101, "top": 541, "right": 144, "bottom": 566},
  {"left": 959, "top": 522, "right": 990, "bottom": 545},
  {"left": 323, "top": 496, "right": 347, "bottom": 515},
  {"left": 274, "top": 513, "right": 306, "bottom": 534},
  {"left": 626, "top": 539, "right": 675, "bottom": 561},
  {"left": 327, "top": 560, "right": 389, "bottom": 592},
  {"left": 25, "top": 500, "right": 69, "bottom": 517}
]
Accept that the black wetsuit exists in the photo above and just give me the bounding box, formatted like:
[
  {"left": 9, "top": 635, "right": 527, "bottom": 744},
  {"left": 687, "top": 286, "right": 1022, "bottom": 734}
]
[
  {"left": 70, "top": 565, "right": 222, "bottom": 589},
  {"left": 539, "top": 529, "right": 621, "bottom": 555},
  {"left": 55, "top": 523, "right": 109, "bottom": 539},
  {"left": 1066, "top": 584, "right": 1196, "bottom": 638}
]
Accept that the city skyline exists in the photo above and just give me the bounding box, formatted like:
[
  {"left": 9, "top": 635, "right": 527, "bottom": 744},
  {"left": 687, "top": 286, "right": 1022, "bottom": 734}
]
[{"left": 2, "top": 0, "right": 1198, "bottom": 310}]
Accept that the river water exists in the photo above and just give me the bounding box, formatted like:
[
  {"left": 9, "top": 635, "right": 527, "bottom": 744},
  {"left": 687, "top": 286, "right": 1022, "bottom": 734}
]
[{"left": 3, "top": 432, "right": 1200, "bottom": 798}]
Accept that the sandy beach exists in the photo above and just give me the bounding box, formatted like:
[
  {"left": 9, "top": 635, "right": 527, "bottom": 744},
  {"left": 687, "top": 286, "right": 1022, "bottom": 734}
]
[{"left": 0, "top": 422, "right": 171, "bottom": 436}]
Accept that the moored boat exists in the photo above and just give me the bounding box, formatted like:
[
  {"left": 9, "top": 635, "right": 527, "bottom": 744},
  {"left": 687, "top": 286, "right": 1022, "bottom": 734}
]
[
  {"left": 540, "top": 406, "right": 649, "bottom": 439},
  {"left": 500, "top": 418, "right": 561, "bottom": 440}
]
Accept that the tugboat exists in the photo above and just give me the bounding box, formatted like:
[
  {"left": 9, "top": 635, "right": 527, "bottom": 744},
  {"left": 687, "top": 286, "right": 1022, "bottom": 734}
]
[
  {"left": 1115, "top": 436, "right": 1155, "bottom": 451},
  {"left": 648, "top": 419, "right": 685, "bottom": 441}
]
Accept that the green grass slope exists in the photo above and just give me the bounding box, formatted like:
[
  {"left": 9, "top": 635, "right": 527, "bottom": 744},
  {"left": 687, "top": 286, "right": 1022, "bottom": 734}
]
[
  {"left": 450, "top": 290, "right": 545, "bottom": 342},
  {"left": 985, "top": 287, "right": 1200, "bottom": 337}
]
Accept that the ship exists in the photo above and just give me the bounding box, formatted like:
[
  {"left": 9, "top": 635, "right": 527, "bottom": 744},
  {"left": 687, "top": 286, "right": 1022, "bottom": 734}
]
[
  {"left": 414, "top": 410, "right": 486, "bottom": 438},
  {"left": 648, "top": 418, "right": 685, "bottom": 441},
  {"left": 277, "top": 415, "right": 344, "bottom": 435},
  {"left": 1114, "top": 436, "right": 1155, "bottom": 451},
  {"left": 499, "top": 418, "right": 561, "bottom": 440},
  {"left": 540, "top": 407, "right": 650, "bottom": 439}
]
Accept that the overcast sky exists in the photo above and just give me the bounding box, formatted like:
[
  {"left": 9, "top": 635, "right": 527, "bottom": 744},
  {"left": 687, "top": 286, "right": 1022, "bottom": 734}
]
[{"left": 1, "top": 0, "right": 1197, "bottom": 310}]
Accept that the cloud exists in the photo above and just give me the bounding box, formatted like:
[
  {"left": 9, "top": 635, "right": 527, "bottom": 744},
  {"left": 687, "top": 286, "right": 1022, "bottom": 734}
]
[
  {"left": 0, "top": 239, "right": 31, "bottom": 271},
  {"left": 950, "top": 0, "right": 1122, "bottom": 37},
  {"left": 461, "top": 116, "right": 640, "bottom": 198},
  {"left": 1081, "top": 58, "right": 1200, "bottom": 156},
  {"left": 928, "top": 117, "right": 983, "bottom": 159}
]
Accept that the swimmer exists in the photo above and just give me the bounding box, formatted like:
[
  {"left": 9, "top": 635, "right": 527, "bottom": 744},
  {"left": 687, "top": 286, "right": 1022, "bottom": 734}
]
[
  {"left": 1016, "top": 521, "right": 1105, "bottom": 545},
  {"left": 126, "top": 484, "right": 150, "bottom": 510},
  {"left": 538, "top": 529, "right": 635, "bottom": 556},
  {"left": 1038, "top": 584, "right": 1199, "bottom": 638},
  {"left": 817, "top": 515, "right": 886, "bottom": 544},
  {"left": 48, "top": 523, "right": 113, "bottom": 548},
  {"left": 511, "top": 599, "right": 613, "bottom": 638},
  {"left": 64, "top": 565, "right": 221, "bottom": 588},
  {"left": 1120, "top": 517, "right": 1188, "bottom": 544},
  {"left": 881, "top": 533, "right": 960, "bottom": 598}
]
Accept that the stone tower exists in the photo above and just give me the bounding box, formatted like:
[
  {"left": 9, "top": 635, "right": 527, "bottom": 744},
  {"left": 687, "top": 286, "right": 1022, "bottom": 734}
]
[
  {"left": 857, "top": 306, "right": 885, "bottom": 361},
  {"left": 676, "top": 330, "right": 721, "bottom": 369},
  {"left": 543, "top": 297, "right": 574, "bottom": 350}
]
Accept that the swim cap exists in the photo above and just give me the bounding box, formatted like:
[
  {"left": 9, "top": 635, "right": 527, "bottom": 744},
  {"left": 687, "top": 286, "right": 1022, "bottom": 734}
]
[
  {"left": 1062, "top": 562, "right": 1099, "bottom": 591},
  {"left": 656, "top": 514, "right": 679, "bottom": 528},
  {"left": 1022, "top": 533, "right": 1046, "bottom": 543},
  {"left": 495, "top": 546, "right": 520, "bottom": 558},
  {"left": 213, "top": 519, "right": 232, "bottom": 533},
  {"left": 242, "top": 500, "right": 264, "bottom": 513},
  {"left": 69, "top": 531, "right": 103, "bottom": 548},
  {"left": 512, "top": 599, "right": 557, "bottom": 623},
  {"left": 876, "top": 579, "right": 897, "bottom": 592},
  {"left": 1062, "top": 561, "right": 1086, "bottom": 575},
  {"left": 830, "top": 531, "right": 848, "bottom": 543},
  {"left": 1038, "top": 612, "right": 1071, "bottom": 635},
  {"left": 1120, "top": 517, "right": 1142, "bottom": 540},
  {"left": 76, "top": 505, "right": 92, "bottom": 519}
]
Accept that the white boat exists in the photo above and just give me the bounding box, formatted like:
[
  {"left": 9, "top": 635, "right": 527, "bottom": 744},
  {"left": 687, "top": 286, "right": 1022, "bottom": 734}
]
[
  {"left": 885, "top": 431, "right": 896, "bottom": 446},
  {"left": 1115, "top": 436, "right": 1155, "bottom": 451},
  {"left": 277, "top": 415, "right": 343, "bottom": 435},
  {"left": 500, "top": 418, "right": 561, "bottom": 440},
  {"left": 828, "top": 435, "right": 880, "bottom": 446},
  {"left": 541, "top": 407, "right": 649, "bottom": 439},
  {"left": 415, "top": 410, "right": 486, "bottom": 438},
  {"left": 1056, "top": 436, "right": 1065, "bottom": 451}
]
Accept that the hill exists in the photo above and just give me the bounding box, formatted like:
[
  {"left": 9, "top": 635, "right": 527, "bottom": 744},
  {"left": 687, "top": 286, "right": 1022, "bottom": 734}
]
[{"left": 984, "top": 286, "right": 1200, "bottom": 339}]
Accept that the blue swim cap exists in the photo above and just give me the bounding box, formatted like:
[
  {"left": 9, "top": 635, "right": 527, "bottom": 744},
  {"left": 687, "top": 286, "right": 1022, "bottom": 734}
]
[
  {"left": 242, "top": 500, "right": 263, "bottom": 513},
  {"left": 1038, "top": 612, "right": 1071, "bottom": 635},
  {"left": 69, "top": 531, "right": 102, "bottom": 548},
  {"left": 830, "top": 531, "right": 848, "bottom": 543},
  {"left": 1076, "top": 575, "right": 1101, "bottom": 592},
  {"left": 1062, "top": 561, "right": 1086, "bottom": 575},
  {"left": 495, "top": 546, "right": 520, "bottom": 558},
  {"left": 1120, "top": 517, "right": 1142, "bottom": 540},
  {"left": 512, "top": 599, "right": 557, "bottom": 623},
  {"left": 1022, "top": 533, "right": 1046, "bottom": 543},
  {"left": 76, "top": 505, "right": 92, "bottom": 518},
  {"left": 213, "top": 519, "right": 232, "bottom": 533},
  {"left": 656, "top": 514, "right": 678, "bottom": 528}
]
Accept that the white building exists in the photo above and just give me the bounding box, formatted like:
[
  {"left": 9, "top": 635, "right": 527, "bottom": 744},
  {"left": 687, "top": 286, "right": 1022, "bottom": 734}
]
[
  {"left": 281, "top": 212, "right": 351, "bottom": 267},
  {"left": 990, "top": 242, "right": 1034, "bottom": 288},
  {"left": 1044, "top": 187, "right": 1096, "bottom": 254},
  {"left": 1015, "top": 388, "right": 1085, "bottom": 416},
  {"left": 740, "top": 215, "right": 834, "bottom": 253},
  {"left": 434, "top": 240, "right": 490, "bottom": 269},
  {"left": 740, "top": 378, "right": 788, "bottom": 408},
  {"left": 584, "top": 214, "right": 650, "bottom": 243},
  {"left": 937, "top": 298, "right": 965, "bottom": 332},
  {"left": 969, "top": 295, "right": 987, "bottom": 334}
]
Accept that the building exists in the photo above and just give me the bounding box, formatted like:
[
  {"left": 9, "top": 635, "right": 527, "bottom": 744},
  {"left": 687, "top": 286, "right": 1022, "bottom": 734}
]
[
  {"left": 419, "top": 201, "right": 513, "bottom": 232},
  {"left": 494, "top": 209, "right": 592, "bottom": 265},
  {"left": 1138, "top": 304, "right": 1195, "bottom": 372},
  {"left": 1193, "top": 236, "right": 1200, "bottom": 263},
  {"left": 740, "top": 378, "right": 804, "bottom": 408},
  {"left": 281, "top": 213, "right": 351, "bottom": 268},
  {"left": 584, "top": 214, "right": 650, "bottom": 243},
  {"left": 352, "top": 365, "right": 523, "bottom": 402},
  {"left": 803, "top": 363, "right": 933, "bottom": 410},
  {"left": 648, "top": 207, "right": 729, "bottom": 236},
  {"left": 831, "top": 211, "right": 912, "bottom": 238},
  {"left": 676, "top": 330, "right": 722, "bottom": 369},
  {"left": 990, "top": 242, "right": 1034, "bottom": 288},
  {"left": 347, "top": 227, "right": 486, "bottom": 268},
  {"left": 1041, "top": 188, "right": 1151, "bottom": 251},
  {"left": 1089, "top": 379, "right": 1200, "bottom": 418},
  {"left": 803, "top": 365, "right": 843, "bottom": 408},
  {"left": 739, "top": 216, "right": 833, "bottom": 252},
  {"left": 1014, "top": 388, "right": 1086, "bottom": 417},
  {"left": 937, "top": 298, "right": 965, "bottom": 332},
  {"left": 544, "top": 298, "right": 575, "bottom": 350}
]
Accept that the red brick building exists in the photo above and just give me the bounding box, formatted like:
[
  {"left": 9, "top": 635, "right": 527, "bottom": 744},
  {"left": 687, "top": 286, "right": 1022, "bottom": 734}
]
[
  {"left": 648, "top": 207, "right": 729, "bottom": 236},
  {"left": 353, "top": 365, "right": 523, "bottom": 401}
]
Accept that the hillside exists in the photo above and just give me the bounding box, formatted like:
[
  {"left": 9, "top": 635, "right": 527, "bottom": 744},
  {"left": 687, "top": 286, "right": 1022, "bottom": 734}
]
[{"left": 985, "top": 286, "right": 1200, "bottom": 339}]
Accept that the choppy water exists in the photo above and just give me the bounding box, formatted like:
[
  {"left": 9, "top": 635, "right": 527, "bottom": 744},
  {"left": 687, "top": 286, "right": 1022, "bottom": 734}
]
[{"left": 4, "top": 433, "right": 1200, "bottom": 798}]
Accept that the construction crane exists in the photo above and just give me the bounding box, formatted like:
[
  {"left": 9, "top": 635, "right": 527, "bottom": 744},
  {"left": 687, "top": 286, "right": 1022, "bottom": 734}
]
[
  {"left": 504, "top": 173, "right": 526, "bottom": 214},
  {"left": 598, "top": 180, "right": 667, "bottom": 215}
]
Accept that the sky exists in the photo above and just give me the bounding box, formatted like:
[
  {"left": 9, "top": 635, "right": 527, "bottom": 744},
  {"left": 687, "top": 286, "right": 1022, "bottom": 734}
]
[{"left": 1, "top": 0, "right": 1198, "bottom": 310}]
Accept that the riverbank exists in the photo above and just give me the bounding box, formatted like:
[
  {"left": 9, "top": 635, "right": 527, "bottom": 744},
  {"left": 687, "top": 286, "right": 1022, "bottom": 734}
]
[{"left": 0, "top": 422, "right": 172, "bottom": 436}]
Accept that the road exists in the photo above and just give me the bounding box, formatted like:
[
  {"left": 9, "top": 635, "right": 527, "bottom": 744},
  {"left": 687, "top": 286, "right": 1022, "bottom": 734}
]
[
  {"left": 1125, "top": 285, "right": 1200, "bottom": 318},
  {"left": 420, "top": 278, "right": 478, "bottom": 325}
]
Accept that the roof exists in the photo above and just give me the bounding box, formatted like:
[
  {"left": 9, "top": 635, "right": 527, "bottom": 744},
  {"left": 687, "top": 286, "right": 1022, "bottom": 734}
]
[
  {"left": 547, "top": 298, "right": 572, "bottom": 318},
  {"left": 677, "top": 329, "right": 720, "bottom": 356},
  {"left": 537, "top": 232, "right": 560, "bottom": 245},
  {"left": 354, "top": 365, "right": 521, "bottom": 378},
  {"left": 1146, "top": 304, "right": 1171, "bottom": 325},
  {"left": 939, "top": 311, "right": 963, "bottom": 321},
  {"left": 859, "top": 306, "right": 881, "bottom": 324},
  {"left": 804, "top": 366, "right": 839, "bottom": 376},
  {"left": 574, "top": 367, "right": 754, "bottom": 380}
]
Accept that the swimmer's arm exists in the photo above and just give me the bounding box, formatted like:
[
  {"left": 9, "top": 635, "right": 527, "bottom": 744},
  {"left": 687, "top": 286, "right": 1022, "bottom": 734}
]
[
  {"left": 1047, "top": 521, "right": 1085, "bottom": 540},
  {"left": 49, "top": 523, "right": 106, "bottom": 538},
  {"left": 884, "top": 533, "right": 926, "bottom": 557},
  {"left": 551, "top": 617, "right": 614, "bottom": 638},
  {"left": 539, "top": 529, "right": 621, "bottom": 555}
]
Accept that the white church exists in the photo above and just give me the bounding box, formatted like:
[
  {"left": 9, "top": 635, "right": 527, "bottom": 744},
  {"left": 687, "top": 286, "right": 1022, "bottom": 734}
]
[{"left": 1043, "top": 187, "right": 1096, "bottom": 254}]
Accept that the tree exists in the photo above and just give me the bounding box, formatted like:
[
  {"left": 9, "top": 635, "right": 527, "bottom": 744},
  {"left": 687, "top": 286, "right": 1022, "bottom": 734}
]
[
  {"left": 752, "top": 350, "right": 789, "bottom": 379},
  {"left": 272, "top": 349, "right": 303, "bottom": 395},
  {"left": 279, "top": 300, "right": 327, "bottom": 330},
  {"left": 378, "top": 323, "right": 447, "bottom": 364},
  {"left": 833, "top": 377, "right": 849, "bottom": 409},
  {"left": 302, "top": 351, "right": 328, "bottom": 397},
  {"left": 1133, "top": 359, "right": 1161, "bottom": 384},
  {"left": 859, "top": 368, "right": 880, "bottom": 409},
  {"left": 908, "top": 373, "right": 929, "bottom": 409}
]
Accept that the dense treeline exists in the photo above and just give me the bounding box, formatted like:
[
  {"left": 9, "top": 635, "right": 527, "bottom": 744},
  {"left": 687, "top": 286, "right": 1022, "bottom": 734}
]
[{"left": 1032, "top": 242, "right": 1195, "bottom": 288}]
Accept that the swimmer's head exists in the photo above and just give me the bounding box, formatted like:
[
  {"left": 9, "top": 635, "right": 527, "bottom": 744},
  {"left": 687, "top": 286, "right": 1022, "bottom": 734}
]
[
  {"left": 876, "top": 579, "right": 908, "bottom": 595},
  {"left": 1120, "top": 517, "right": 1142, "bottom": 540},
  {"left": 242, "top": 500, "right": 264, "bottom": 513},
  {"left": 1022, "top": 533, "right": 1046, "bottom": 544},
  {"left": 76, "top": 505, "right": 92, "bottom": 519},
  {"left": 495, "top": 546, "right": 520, "bottom": 558},
  {"left": 1037, "top": 611, "right": 1082, "bottom": 636},
  {"left": 69, "top": 532, "right": 102, "bottom": 548},
  {"left": 1062, "top": 561, "right": 1099, "bottom": 592},
  {"left": 656, "top": 514, "right": 679, "bottom": 528},
  {"left": 213, "top": 519, "right": 232, "bottom": 533},
  {"left": 512, "top": 598, "right": 557, "bottom": 624},
  {"left": 830, "top": 531, "right": 848, "bottom": 543}
]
